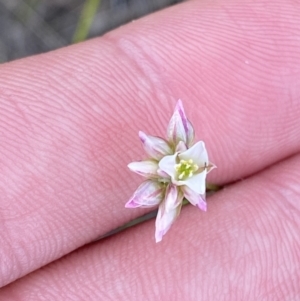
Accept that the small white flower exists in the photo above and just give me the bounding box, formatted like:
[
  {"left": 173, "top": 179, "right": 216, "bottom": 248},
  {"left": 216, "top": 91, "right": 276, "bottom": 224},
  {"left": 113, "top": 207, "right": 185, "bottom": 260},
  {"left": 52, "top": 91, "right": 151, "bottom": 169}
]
[{"left": 125, "top": 100, "right": 216, "bottom": 242}]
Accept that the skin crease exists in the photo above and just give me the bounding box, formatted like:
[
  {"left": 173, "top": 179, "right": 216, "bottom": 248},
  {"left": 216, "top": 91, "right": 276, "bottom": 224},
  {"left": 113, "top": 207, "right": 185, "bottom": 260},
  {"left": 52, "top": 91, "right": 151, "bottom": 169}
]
[
  {"left": 1, "top": 155, "right": 300, "bottom": 300},
  {"left": 0, "top": 0, "right": 299, "bottom": 298}
]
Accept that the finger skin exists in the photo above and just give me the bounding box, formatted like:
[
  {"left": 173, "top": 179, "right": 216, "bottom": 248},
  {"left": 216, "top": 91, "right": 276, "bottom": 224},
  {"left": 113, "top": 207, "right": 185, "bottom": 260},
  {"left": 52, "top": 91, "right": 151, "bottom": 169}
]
[
  {"left": 1, "top": 154, "right": 300, "bottom": 300},
  {"left": 0, "top": 0, "right": 300, "bottom": 287}
]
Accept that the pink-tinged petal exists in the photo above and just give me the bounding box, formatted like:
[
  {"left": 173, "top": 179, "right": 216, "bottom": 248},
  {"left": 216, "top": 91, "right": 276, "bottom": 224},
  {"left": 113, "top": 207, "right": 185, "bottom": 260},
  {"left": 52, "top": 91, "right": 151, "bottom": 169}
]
[
  {"left": 155, "top": 229, "right": 164, "bottom": 243},
  {"left": 179, "top": 141, "right": 208, "bottom": 167},
  {"left": 207, "top": 162, "right": 217, "bottom": 174},
  {"left": 125, "top": 180, "right": 164, "bottom": 208},
  {"left": 154, "top": 184, "right": 183, "bottom": 242},
  {"left": 186, "top": 121, "right": 195, "bottom": 147},
  {"left": 128, "top": 160, "right": 158, "bottom": 177},
  {"left": 125, "top": 199, "right": 141, "bottom": 208},
  {"left": 155, "top": 202, "right": 178, "bottom": 243},
  {"left": 182, "top": 186, "right": 207, "bottom": 211},
  {"left": 197, "top": 198, "right": 207, "bottom": 211},
  {"left": 157, "top": 168, "right": 170, "bottom": 179},
  {"left": 183, "top": 170, "right": 207, "bottom": 194},
  {"left": 175, "top": 141, "right": 187, "bottom": 153},
  {"left": 167, "top": 99, "right": 190, "bottom": 146},
  {"left": 158, "top": 153, "right": 177, "bottom": 179},
  {"left": 164, "top": 184, "right": 183, "bottom": 213},
  {"left": 139, "top": 131, "right": 172, "bottom": 160}
]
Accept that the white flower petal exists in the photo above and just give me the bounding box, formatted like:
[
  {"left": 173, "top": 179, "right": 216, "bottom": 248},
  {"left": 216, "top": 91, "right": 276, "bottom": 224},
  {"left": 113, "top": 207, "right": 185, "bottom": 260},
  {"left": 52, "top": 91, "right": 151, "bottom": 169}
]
[
  {"left": 182, "top": 186, "right": 207, "bottom": 211},
  {"left": 158, "top": 153, "right": 177, "bottom": 179},
  {"left": 155, "top": 205, "right": 177, "bottom": 243},
  {"left": 125, "top": 180, "right": 164, "bottom": 208},
  {"left": 164, "top": 184, "right": 183, "bottom": 213},
  {"left": 179, "top": 141, "right": 208, "bottom": 167},
  {"left": 167, "top": 99, "right": 190, "bottom": 146},
  {"left": 139, "top": 131, "right": 172, "bottom": 160},
  {"left": 156, "top": 168, "right": 170, "bottom": 179},
  {"left": 186, "top": 121, "right": 195, "bottom": 147},
  {"left": 128, "top": 160, "right": 158, "bottom": 178},
  {"left": 154, "top": 184, "right": 183, "bottom": 242},
  {"left": 183, "top": 170, "right": 207, "bottom": 194},
  {"left": 175, "top": 141, "right": 187, "bottom": 153}
]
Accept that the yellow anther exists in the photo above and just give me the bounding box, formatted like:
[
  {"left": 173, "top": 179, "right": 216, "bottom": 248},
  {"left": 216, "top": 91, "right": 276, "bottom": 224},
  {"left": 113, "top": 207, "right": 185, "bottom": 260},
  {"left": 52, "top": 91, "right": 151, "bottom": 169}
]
[
  {"left": 179, "top": 172, "right": 185, "bottom": 180},
  {"left": 175, "top": 158, "right": 199, "bottom": 180}
]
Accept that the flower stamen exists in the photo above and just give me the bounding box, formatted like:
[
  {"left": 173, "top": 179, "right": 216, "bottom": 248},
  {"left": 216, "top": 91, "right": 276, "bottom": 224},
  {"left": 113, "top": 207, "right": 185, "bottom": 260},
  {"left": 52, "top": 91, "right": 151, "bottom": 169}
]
[{"left": 175, "top": 159, "right": 199, "bottom": 180}]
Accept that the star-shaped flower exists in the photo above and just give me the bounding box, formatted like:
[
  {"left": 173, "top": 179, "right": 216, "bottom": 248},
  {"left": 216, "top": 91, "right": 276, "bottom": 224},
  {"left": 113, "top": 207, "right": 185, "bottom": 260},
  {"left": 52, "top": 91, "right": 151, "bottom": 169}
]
[{"left": 125, "top": 100, "right": 215, "bottom": 242}]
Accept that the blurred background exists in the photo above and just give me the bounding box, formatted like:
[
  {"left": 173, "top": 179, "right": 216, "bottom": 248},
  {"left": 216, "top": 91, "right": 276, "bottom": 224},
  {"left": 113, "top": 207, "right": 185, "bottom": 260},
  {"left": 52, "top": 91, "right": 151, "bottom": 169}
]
[{"left": 0, "top": 0, "right": 182, "bottom": 63}]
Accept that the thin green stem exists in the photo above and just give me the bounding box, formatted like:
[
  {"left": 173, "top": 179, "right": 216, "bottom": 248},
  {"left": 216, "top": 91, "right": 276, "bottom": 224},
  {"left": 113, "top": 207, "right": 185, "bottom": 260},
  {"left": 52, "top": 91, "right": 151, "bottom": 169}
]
[
  {"left": 72, "top": 0, "right": 101, "bottom": 43},
  {"left": 97, "top": 183, "right": 222, "bottom": 241},
  {"left": 206, "top": 182, "right": 222, "bottom": 192}
]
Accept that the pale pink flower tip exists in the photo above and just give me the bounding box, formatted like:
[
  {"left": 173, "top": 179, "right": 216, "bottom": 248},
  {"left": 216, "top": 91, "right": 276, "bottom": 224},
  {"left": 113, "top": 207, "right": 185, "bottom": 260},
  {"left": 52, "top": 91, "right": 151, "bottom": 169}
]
[{"left": 126, "top": 100, "right": 216, "bottom": 242}]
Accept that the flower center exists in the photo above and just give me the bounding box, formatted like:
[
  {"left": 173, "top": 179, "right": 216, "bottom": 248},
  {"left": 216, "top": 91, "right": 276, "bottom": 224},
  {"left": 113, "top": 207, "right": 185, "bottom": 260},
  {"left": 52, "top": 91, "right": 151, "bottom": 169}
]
[{"left": 175, "top": 159, "right": 199, "bottom": 180}]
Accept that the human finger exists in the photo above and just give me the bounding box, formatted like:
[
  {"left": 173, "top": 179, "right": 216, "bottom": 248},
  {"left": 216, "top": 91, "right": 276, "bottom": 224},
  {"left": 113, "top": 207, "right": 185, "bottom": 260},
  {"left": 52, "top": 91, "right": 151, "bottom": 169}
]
[
  {"left": 1, "top": 152, "right": 299, "bottom": 300},
  {"left": 0, "top": 0, "right": 300, "bottom": 287}
]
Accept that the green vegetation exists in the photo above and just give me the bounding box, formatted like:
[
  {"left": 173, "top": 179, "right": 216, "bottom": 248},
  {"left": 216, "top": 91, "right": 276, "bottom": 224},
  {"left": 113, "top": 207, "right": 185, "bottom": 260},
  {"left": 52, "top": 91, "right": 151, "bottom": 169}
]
[{"left": 72, "top": 0, "right": 102, "bottom": 43}]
